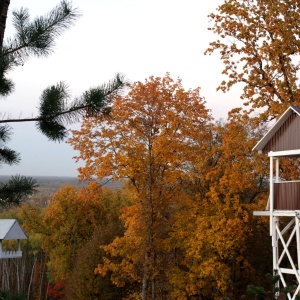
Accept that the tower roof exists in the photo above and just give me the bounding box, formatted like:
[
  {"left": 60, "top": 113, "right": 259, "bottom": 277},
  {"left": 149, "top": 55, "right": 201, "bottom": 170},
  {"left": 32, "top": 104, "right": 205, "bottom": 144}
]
[
  {"left": 253, "top": 106, "right": 300, "bottom": 154},
  {"left": 0, "top": 219, "right": 28, "bottom": 240}
]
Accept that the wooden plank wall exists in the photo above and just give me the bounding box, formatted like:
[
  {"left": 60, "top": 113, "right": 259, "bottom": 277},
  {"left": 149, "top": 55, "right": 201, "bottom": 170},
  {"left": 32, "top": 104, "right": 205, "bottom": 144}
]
[
  {"left": 263, "top": 113, "right": 300, "bottom": 153},
  {"left": 274, "top": 182, "right": 300, "bottom": 210}
]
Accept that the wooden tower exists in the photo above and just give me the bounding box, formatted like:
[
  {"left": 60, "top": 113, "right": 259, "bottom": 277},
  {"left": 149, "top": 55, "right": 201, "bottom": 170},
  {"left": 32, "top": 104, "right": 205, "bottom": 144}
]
[{"left": 253, "top": 106, "right": 300, "bottom": 299}]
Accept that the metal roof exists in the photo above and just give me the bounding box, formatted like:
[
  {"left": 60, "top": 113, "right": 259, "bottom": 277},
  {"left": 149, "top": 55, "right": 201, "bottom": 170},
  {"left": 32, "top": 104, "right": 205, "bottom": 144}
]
[
  {"left": 253, "top": 106, "right": 300, "bottom": 151},
  {"left": 0, "top": 219, "right": 28, "bottom": 240}
]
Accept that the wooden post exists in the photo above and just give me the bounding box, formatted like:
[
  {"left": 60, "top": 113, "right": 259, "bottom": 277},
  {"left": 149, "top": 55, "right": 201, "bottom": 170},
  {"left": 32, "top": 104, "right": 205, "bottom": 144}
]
[
  {"left": 296, "top": 217, "right": 300, "bottom": 276},
  {"left": 270, "top": 155, "right": 274, "bottom": 236},
  {"left": 275, "top": 158, "right": 279, "bottom": 183}
]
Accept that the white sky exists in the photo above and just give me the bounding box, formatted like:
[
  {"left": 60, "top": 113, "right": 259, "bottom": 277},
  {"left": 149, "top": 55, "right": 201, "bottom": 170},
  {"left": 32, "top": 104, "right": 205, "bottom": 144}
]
[{"left": 0, "top": 0, "right": 242, "bottom": 178}]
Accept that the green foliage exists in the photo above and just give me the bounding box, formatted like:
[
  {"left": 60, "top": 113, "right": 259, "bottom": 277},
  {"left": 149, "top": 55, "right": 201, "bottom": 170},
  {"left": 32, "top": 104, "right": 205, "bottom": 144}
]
[
  {"left": 0, "top": 175, "right": 37, "bottom": 206},
  {"left": 9, "top": 1, "right": 78, "bottom": 60},
  {"left": 246, "top": 284, "right": 266, "bottom": 298},
  {"left": 0, "top": 0, "right": 80, "bottom": 205},
  {"left": 0, "top": 126, "right": 20, "bottom": 166},
  {"left": 0, "top": 1, "right": 80, "bottom": 96},
  {"left": 0, "top": 290, "right": 26, "bottom": 300},
  {"left": 36, "top": 73, "right": 126, "bottom": 141},
  {"left": 241, "top": 272, "right": 300, "bottom": 300}
]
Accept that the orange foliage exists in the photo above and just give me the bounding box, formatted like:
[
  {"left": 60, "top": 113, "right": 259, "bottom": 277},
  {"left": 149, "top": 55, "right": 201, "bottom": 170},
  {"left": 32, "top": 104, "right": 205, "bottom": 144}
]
[
  {"left": 69, "top": 74, "right": 271, "bottom": 298},
  {"left": 167, "top": 112, "right": 270, "bottom": 299},
  {"left": 206, "top": 0, "right": 300, "bottom": 122},
  {"left": 70, "top": 73, "right": 212, "bottom": 298},
  {"left": 47, "top": 280, "right": 66, "bottom": 300}
]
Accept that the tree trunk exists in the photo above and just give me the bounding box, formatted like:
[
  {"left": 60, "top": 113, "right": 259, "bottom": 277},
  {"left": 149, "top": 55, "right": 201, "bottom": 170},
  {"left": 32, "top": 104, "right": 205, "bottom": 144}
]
[
  {"left": 5, "top": 259, "right": 9, "bottom": 290},
  {"left": 21, "top": 254, "right": 26, "bottom": 292},
  {"left": 16, "top": 258, "right": 20, "bottom": 293},
  {"left": 45, "top": 282, "right": 49, "bottom": 300},
  {"left": 152, "top": 278, "right": 156, "bottom": 300},
  {"left": 27, "top": 254, "right": 37, "bottom": 300},
  {"left": 38, "top": 254, "right": 46, "bottom": 300},
  {"left": 0, "top": 0, "right": 10, "bottom": 49},
  {"left": 142, "top": 267, "right": 148, "bottom": 300}
]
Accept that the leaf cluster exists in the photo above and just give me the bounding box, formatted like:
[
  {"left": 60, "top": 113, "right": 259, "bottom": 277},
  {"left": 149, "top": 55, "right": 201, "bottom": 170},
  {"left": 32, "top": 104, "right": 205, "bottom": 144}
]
[{"left": 206, "top": 0, "right": 300, "bottom": 122}]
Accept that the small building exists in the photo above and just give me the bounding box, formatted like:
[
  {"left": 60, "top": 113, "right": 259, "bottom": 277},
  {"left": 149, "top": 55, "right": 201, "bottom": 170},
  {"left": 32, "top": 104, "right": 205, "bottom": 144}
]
[
  {"left": 253, "top": 106, "right": 300, "bottom": 300},
  {"left": 0, "top": 219, "right": 28, "bottom": 259},
  {"left": 254, "top": 106, "right": 300, "bottom": 210}
]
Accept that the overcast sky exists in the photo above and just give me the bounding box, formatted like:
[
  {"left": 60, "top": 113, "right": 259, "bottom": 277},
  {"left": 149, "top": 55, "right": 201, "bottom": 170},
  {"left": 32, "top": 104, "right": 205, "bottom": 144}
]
[{"left": 0, "top": 0, "right": 242, "bottom": 178}]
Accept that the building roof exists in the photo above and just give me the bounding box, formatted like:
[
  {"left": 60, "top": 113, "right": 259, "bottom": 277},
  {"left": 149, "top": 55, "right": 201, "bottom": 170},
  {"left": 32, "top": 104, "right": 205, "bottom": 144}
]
[
  {"left": 0, "top": 219, "right": 28, "bottom": 240},
  {"left": 253, "top": 106, "right": 300, "bottom": 152}
]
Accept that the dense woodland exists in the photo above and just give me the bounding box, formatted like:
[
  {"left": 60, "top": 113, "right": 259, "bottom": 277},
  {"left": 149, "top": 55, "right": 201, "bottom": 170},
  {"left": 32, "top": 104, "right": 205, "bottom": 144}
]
[{"left": 2, "top": 0, "right": 300, "bottom": 299}]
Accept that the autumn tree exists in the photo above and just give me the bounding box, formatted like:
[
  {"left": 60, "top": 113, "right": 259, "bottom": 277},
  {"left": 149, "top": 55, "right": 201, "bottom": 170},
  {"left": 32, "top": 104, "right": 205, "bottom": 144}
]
[
  {"left": 206, "top": 0, "right": 300, "bottom": 122},
  {"left": 66, "top": 189, "right": 129, "bottom": 300},
  {"left": 69, "top": 73, "right": 213, "bottom": 299},
  {"left": 40, "top": 182, "right": 129, "bottom": 300},
  {"left": 42, "top": 183, "right": 106, "bottom": 280},
  {"left": 0, "top": 0, "right": 126, "bottom": 205},
  {"left": 167, "top": 111, "right": 271, "bottom": 298}
]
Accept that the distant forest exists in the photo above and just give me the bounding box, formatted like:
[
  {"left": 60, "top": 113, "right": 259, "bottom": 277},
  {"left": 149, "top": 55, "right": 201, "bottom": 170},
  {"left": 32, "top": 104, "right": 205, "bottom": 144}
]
[{"left": 0, "top": 175, "right": 123, "bottom": 207}]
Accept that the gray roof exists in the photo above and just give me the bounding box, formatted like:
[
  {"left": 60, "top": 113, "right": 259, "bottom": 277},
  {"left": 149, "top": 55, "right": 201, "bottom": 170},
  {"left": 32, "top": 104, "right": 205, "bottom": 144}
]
[
  {"left": 253, "top": 106, "right": 300, "bottom": 151},
  {"left": 0, "top": 219, "right": 28, "bottom": 240}
]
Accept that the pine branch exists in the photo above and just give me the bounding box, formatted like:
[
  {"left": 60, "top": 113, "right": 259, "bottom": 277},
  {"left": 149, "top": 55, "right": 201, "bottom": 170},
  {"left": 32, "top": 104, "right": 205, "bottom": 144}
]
[
  {"left": 0, "top": 125, "right": 20, "bottom": 166},
  {"left": 36, "top": 73, "right": 127, "bottom": 141},
  {"left": 0, "top": 147, "right": 20, "bottom": 165},
  {"left": 0, "top": 1, "right": 127, "bottom": 207},
  {"left": 3, "top": 1, "right": 80, "bottom": 64},
  {"left": 0, "top": 1, "right": 80, "bottom": 98},
  {"left": 0, "top": 175, "right": 37, "bottom": 206},
  {"left": 0, "top": 73, "right": 127, "bottom": 141}
]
